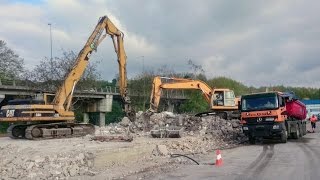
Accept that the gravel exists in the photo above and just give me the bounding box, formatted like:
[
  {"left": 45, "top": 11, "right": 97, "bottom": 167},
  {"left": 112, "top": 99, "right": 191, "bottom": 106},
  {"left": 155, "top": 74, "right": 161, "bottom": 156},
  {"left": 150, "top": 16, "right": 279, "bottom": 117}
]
[{"left": 0, "top": 111, "right": 246, "bottom": 179}]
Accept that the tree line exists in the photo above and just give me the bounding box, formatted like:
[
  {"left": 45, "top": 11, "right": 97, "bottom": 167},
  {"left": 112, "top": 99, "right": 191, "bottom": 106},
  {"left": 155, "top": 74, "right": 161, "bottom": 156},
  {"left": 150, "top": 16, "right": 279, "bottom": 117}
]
[{"left": 1, "top": 39, "right": 320, "bottom": 125}]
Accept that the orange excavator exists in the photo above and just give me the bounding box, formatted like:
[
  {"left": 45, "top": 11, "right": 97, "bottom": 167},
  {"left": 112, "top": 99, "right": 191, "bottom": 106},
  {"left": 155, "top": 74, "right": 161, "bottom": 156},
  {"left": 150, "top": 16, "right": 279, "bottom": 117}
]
[
  {"left": 0, "top": 15, "right": 135, "bottom": 139},
  {"left": 147, "top": 76, "right": 240, "bottom": 119}
]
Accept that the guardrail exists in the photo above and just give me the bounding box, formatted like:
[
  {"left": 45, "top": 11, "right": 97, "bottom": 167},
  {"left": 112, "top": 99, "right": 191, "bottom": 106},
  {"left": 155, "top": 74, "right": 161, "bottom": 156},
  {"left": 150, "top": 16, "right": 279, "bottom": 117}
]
[
  {"left": 0, "top": 78, "right": 34, "bottom": 87},
  {"left": 103, "top": 86, "right": 186, "bottom": 99},
  {"left": 0, "top": 78, "right": 17, "bottom": 86},
  {"left": 0, "top": 78, "right": 187, "bottom": 99}
]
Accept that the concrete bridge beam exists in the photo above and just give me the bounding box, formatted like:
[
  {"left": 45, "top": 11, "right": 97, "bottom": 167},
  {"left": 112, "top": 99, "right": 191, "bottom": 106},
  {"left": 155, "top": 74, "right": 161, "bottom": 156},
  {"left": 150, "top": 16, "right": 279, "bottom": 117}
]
[
  {"left": 166, "top": 101, "right": 175, "bottom": 112},
  {"left": 83, "top": 113, "right": 89, "bottom": 124},
  {"left": 99, "top": 112, "right": 106, "bottom": 127},
  {"left": 85, "top": 95, "right": 113, "bottom": 127}
]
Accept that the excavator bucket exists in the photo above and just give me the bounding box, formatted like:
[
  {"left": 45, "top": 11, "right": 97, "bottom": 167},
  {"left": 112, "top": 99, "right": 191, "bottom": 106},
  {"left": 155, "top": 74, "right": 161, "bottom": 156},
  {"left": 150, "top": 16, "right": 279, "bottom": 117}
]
[{"left": 150, "top": 125, "right": 183, "bottom": 138}]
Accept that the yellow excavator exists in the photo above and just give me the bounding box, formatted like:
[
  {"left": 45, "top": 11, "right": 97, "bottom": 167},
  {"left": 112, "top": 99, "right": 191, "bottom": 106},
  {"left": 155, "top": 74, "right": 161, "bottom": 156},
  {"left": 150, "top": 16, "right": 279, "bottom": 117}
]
[
  {"left": 0, "top": 15, "right": 135, "bottom": 139},
  {"left": 147, "top": 76, "right": 240, "bottom": 119}
]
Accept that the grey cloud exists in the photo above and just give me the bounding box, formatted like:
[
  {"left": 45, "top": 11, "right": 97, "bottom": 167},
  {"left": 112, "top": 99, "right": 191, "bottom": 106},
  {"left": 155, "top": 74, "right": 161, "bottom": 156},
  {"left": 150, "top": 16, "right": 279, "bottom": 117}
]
[{"left": 1, "top": 0, "right": 320, "bottom": 87}]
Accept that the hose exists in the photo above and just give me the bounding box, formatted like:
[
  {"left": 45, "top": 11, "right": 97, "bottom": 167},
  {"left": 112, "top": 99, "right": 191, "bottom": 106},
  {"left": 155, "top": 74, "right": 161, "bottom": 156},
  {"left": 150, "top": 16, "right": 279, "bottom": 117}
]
[{"left": 170, "top": 154, "right": 200, "bottom": 165}]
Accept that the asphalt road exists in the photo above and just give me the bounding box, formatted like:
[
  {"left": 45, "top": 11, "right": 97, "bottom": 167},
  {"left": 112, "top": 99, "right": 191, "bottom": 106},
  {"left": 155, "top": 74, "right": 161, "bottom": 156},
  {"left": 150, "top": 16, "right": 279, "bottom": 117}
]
[{"left": 152, "top": 131, "right": 320, "bottom": 180}]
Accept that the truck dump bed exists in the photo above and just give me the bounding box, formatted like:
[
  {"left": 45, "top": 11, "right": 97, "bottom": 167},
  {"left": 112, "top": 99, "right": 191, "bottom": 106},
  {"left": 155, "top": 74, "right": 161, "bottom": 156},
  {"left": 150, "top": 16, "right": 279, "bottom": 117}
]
[{"left": 286, "top": 100, "right": 307, "bottom": 120}]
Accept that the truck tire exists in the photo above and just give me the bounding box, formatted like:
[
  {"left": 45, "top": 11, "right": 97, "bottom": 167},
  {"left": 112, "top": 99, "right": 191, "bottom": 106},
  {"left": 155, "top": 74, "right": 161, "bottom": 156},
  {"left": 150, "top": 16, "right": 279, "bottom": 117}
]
[
  {"left": 280, "top": 129, "right": 288, "bottom": 143},
  {"left": 302, "top": 123, "right": 307, "bottom": 136},
  {"left": 299, "top": 125, "right": 303, "bottom": 137},
  {"left": 292, "top": 124, "right": 300, "bottom": 139},
  {"left": 292, "top": 128, "right": 300, "bottom": 139}
]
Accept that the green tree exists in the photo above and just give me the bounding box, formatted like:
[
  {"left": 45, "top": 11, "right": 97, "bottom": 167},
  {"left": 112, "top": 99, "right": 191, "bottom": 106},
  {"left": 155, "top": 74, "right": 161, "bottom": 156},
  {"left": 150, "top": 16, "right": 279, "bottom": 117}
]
[
  {"left": 179, "top": 90, "right": 208, "bottom": 113},
  {"left": 25, "top": 50, "right": 101, "bottom": 91},
  {"left": 128, "top": 70, "right": 154, "bottom": 111},
  {"left": 207, "top": 77, "right": 249, "bottom": 96},
  {"left": 105, "top": 100, "right": 125, "bottom": 124},
  {"left": 0, "top": 40, "right": 24, "bottom": 79}
]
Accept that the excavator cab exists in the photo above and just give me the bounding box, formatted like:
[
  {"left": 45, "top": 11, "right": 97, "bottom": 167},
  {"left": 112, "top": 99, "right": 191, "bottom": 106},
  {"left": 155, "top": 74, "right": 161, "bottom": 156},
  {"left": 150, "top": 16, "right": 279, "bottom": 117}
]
[
  {"left": 6, "top": 93, "right": 55, "bottom": 106},
  {"left": 213, "top": 91, "right": 224, "bottom": 106},
  {"left": 211, "top": 89, "right": 236, "bottom": 107}
]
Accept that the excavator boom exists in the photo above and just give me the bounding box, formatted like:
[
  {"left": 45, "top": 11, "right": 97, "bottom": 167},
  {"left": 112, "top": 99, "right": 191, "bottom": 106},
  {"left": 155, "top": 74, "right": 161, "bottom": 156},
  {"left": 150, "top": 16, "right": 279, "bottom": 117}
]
[
  {"left": 149, "top": 76, "right": 212, "bottom": 112},
  {"left": 53, "top": 16, "right": 135, "bottom": 121}
]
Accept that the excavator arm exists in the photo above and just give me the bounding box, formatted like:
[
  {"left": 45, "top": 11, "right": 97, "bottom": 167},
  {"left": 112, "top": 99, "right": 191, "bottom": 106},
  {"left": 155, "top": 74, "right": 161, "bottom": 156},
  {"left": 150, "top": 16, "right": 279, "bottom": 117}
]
[
  {"left": 148, "top": 76, "right": 213, "bottom": 113},
  {"left": 52, "top": 16, "right": 135, "bottom": 121}
]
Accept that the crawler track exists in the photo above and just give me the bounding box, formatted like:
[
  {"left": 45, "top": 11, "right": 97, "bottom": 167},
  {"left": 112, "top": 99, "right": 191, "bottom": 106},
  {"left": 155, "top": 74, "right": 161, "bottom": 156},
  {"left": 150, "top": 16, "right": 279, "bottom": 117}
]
[{"left": 8, "top": 123, "right": 95, "bottom": 140}]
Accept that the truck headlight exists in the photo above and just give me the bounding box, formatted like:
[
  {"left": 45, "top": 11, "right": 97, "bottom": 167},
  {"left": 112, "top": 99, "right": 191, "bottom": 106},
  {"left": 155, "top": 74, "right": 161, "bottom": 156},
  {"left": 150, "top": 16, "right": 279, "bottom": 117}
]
[
  {"left": 273, "top": 125, "right": 280, "bottom": 129},
  {"left": 243, "top": 126, "right": 248, "bottom": 130},
  {"left": 265, "top": 117, "right": 274, "bottom": 121}
]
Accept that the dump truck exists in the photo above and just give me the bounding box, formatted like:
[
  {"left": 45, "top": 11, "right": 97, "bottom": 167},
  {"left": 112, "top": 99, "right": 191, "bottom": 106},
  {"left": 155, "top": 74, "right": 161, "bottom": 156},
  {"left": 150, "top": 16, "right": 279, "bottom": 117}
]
[
  {"left": 0, "top": 15, "right": 135, "bottom": 139},
  {"left": 240, "top": 91, "right": 307, "bottom": 143}
]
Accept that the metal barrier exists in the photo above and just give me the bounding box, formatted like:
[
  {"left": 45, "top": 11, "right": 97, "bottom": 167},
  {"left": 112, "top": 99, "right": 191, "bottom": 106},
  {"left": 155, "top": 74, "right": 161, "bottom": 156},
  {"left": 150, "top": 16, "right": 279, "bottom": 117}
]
[
  {"left": 0, "top": 78, "right": 186, "bottom": 99},
  {"left": 103, "top": 86, "right": 186, "bottom": 99},
  {"left": 0, "top": 78, "right": 16, "bottom": 86}
]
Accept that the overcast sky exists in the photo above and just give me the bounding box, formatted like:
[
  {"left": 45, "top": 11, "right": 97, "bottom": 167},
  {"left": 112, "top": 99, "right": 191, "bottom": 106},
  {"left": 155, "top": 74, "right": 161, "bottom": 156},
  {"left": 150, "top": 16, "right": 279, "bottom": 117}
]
[{"left": 1, "top": 0, "right": 319, "bottom": 87}]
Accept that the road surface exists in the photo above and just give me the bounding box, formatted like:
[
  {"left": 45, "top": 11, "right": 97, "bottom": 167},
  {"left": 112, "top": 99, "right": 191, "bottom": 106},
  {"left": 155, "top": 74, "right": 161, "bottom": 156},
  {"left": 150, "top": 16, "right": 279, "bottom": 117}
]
[{"left": 151, "top": 132, "right": 320, "bottom": 180}]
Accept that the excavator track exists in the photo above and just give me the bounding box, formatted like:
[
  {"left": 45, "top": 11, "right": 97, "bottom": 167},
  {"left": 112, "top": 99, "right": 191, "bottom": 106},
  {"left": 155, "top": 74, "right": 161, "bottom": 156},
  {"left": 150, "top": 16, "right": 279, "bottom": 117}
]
[
  {"left": 8, "top": 123, "right": 95, "bottom": 140},
  {"left": 195, "top": 111, "right": 240, "bottom": 120},
  {"left": 7, "top": 124, "right": 28, "bottom": 139}
]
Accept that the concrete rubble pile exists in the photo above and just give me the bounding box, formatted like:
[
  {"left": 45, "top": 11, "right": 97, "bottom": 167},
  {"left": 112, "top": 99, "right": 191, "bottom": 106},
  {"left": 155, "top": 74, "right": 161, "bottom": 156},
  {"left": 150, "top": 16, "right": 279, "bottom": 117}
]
[
  {"left": 0, "top": 144, "right": 96, "bottom": 179},
  {"left": 150, "top": 113, "right": 247, "bottom": 154},
  {"left": 0, "top": 111, "right": 247, "bottom": 179},
  {"left": 160, "top": 118, "right": 245, "bottom": 154},
  {"left": 95, "top": 111, "right": 247, "bottom": 154}
]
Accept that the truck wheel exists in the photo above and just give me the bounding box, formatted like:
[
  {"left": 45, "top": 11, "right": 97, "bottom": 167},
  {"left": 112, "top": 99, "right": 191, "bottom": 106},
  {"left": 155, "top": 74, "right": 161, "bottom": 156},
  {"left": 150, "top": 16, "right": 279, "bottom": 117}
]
[
  {"left": 280, "top": 129, "right": 287, "bottom": 143},
  {"left": 302, "top": 123, "right": 307, "bottom": 136},
  {"left": 292, "top": 125, "right": 300, "bottom": 139},
  {"left": 299, "top": 125, "right": 303, "bottom": 137},
  {"left": 249, "top": 136, "right": 255, "bottom": 144},
  {"left": 293, "top": 129, "right": 300, "bottom": 139}
]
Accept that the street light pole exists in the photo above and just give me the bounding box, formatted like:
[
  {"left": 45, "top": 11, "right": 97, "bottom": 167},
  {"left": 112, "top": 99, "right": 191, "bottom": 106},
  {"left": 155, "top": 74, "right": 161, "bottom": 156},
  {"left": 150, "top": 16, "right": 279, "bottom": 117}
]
[
  {"left": 142, "top": 56, "right": 146, "bottom": 111},
  {"left": 48, "top": 23, "right": 54, "bottom": 84},
  {"left": 48, "top": 23, "right": 53, "bottom": 61}
]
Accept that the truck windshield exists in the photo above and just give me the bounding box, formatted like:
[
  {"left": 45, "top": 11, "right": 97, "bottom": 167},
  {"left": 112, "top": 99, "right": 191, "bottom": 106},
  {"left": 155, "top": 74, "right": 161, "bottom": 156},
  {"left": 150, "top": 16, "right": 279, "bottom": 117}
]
[{"left": 241, "top": 94, "right": 278, "bottom": 111}]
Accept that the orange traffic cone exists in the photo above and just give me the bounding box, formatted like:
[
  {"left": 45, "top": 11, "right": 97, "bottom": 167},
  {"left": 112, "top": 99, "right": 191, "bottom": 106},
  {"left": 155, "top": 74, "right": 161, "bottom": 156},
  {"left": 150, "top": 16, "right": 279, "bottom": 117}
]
[{"left": 215, "top": 149, "right": 223, "bottom": 166}]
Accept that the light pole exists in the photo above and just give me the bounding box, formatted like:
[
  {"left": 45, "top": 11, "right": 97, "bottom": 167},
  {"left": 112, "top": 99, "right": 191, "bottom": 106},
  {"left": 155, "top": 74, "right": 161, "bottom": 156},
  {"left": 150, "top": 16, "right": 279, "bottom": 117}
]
[
  {"left": 142, "top": 56, "right": 146, "bottom": 111},
  {"left": 48, "top": 23, "right": 53, "bottom": 61},
  {"left": 48, "top": 23, "right": 54, "bottom": 84}
]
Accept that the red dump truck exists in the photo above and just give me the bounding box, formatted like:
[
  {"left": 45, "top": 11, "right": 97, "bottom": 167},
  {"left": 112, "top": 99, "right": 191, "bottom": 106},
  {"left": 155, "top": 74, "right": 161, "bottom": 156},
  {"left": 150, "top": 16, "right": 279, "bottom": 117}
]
[{"left": 240, "top": 91, "right": 307, "bottom": 143}]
